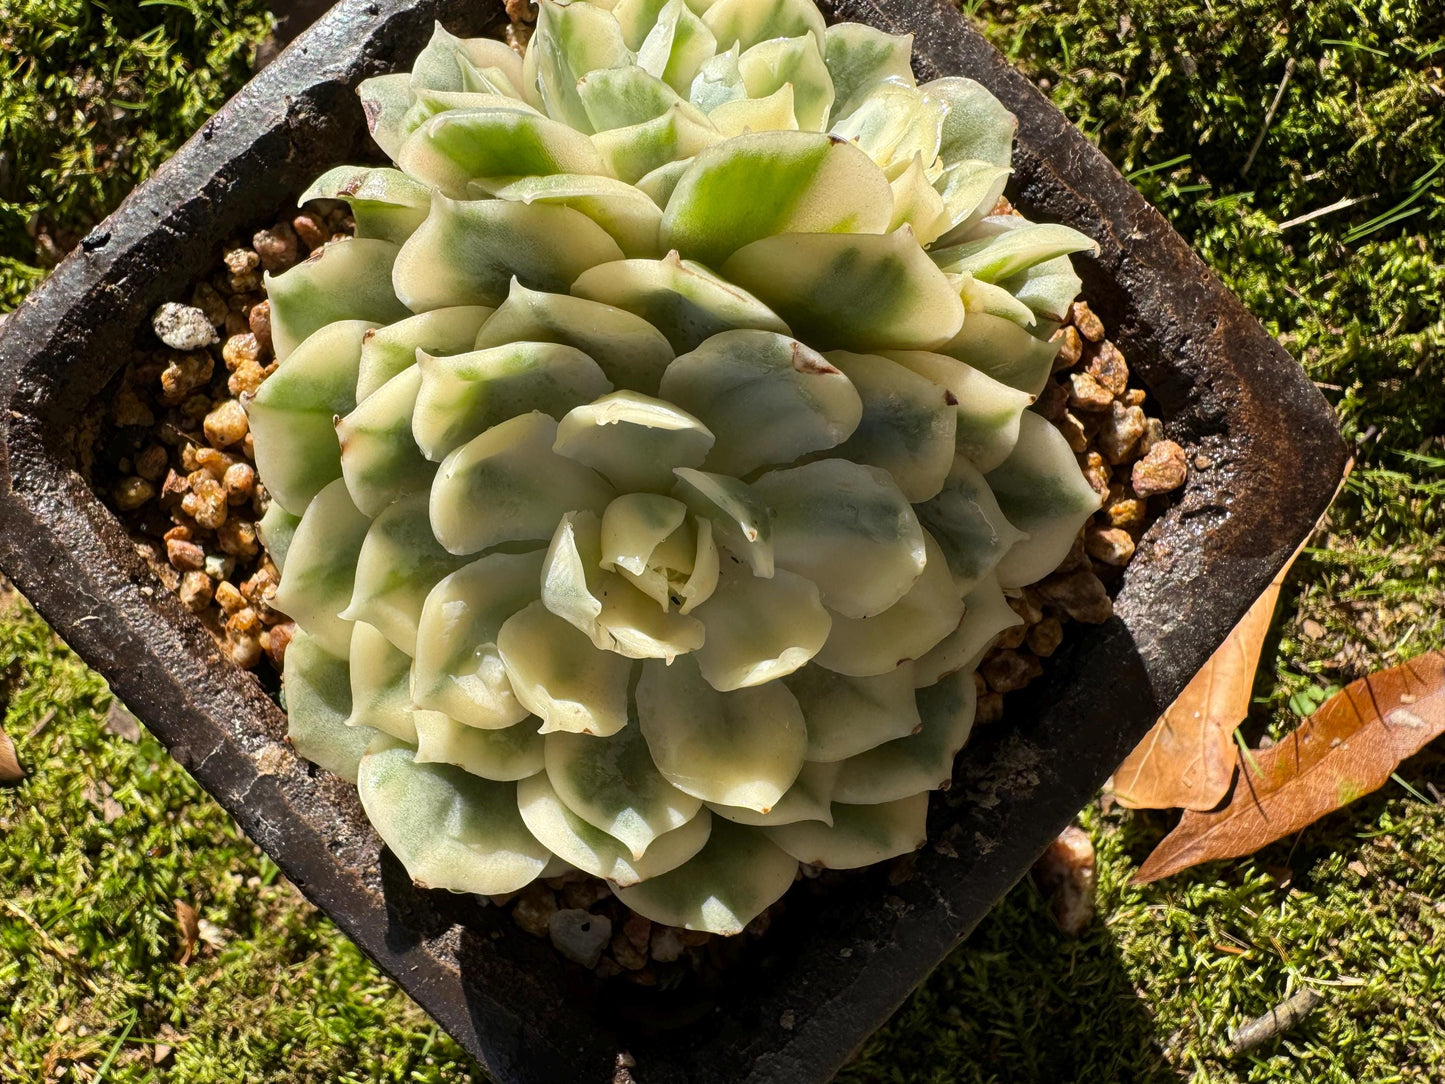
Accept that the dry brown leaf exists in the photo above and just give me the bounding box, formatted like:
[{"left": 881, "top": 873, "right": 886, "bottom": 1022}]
[
  {"left": 1136, "top": 650, "right": 1445, "bottom": 884},
  {"left": 0, "top": 722, "right": 23, "bottom": 784},
  {"left": 1114, "top": 460, "right": 1354, "bottom": 812},
  {"left": 1113, "top": 568, "right": 1290, "bottom": 811},
  {"left": 174, "top": 899, "right": 200, "bottom": 965}
]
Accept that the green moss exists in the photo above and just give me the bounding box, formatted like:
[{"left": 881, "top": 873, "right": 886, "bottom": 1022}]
[{"left": 1, "top": 0, "right": 1442, "bottom": 1080}]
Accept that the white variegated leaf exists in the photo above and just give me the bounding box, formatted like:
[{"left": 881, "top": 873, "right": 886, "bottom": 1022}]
[
  {"left": 412, "top": 550, "right": 544, "bottom": 730},
  {"left": 764, "top": 791, "right": 928, "bottom": 868},
  {"left": 265, "top": 238, "right": 408, "bottom": 363},
  {"left": 358, "top": 739, "right": 550, "bottom": 894},
  {"left": 345, "top": 621, "right": 420, "bottom": 743},
  {"left": 751, "top": 459, "right": 925, "bottom": 619},
  {"left": 660, "top": 330, "right": 862, "bottom": 477},
  {"left": 914, "top": 454, "right": 1027, "bottom": 594},
  {"left": 813, "top": 529, "right": 965, "bottom": 676},
  {"left": 356, "top": 306, "right": 494, "bottom": 401},
  {"left": 413, "top": 341, "right": 612, "bottom": 462},
  {"left": 271, "top": 478, "right": 370, "bottom": 658},
  {"left": 284, "top": 629, "right": 372, "bottom": 784},
  {"left": 545, "top": 723, "right": 703, "bottom": 858},
  {"left": 692, "top": 563, "right": 830, "bottom": 691},
  {"left": 414, "top": 709, "right": 544, "bottom": 781},
  {"left": 881, "top": 349, "right": 1034, "bottom": 472},
  {"left": 572, "top": 252, "right": 788, "bottom": 353},
  {"left": 497, "top": 600, "right": 632, "bottom": 736},
  {"left": 337, "top": 366, "right": 434, "bottom": 517},
  {"left": 430, "top": 412, "right": 615, "bottom": 555},
  {"left": 784, "top": 663, "right": 921, "bottom": 762},
  {"left": 913, "top": 573, "right": 1024, "bottom": 687},
  {"left": 707, "top": 759, "right": 837, "bottom": 826},
  {"left": 671, "top": 467, "right": 773, "bottom": 576},
  {"left": 553, "top": 391, "right": 715, "bottom": 492},
  {"left": 637, "top": 655, "right": 806, "bottom": 810},
  {"left": 987, "top": 411, "right": 1102, "bottom": 587}
]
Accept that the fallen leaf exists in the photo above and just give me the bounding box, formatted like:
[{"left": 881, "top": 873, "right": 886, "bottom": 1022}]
[
  {"left": 105, "top": 701, "right": 142, "bottom": 743},
  {"left": 174, "top": 899, "right": 200, "bottom": 965},
  {"left": 0, "top": 722, "right": 23, "bottom": 784},
  {"left": 1136, "top": 651, "right": 1445, "bottom": 883},
  {"left": 1113, "top": 561, "right": 1292, "bottom": 811}
]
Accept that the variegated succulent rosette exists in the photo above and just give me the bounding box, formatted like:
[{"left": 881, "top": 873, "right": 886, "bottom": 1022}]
[{"left": 249, "top": 0, "right": 1102, "bottom": 935}]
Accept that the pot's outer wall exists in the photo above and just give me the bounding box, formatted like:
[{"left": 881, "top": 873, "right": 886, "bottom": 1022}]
[{"left": 0, "top": 1, "right": 1347, "bottom": 1081}]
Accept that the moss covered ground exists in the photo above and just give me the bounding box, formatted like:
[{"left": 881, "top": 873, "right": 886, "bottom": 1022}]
[{"left": 1, "top": 0, "right": 1442, "bottom": 1080}]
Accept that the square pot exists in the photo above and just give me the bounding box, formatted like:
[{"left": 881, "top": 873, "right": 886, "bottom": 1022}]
[{"left": 0, "top": 1, "right": 1347, "bottom": 1080}]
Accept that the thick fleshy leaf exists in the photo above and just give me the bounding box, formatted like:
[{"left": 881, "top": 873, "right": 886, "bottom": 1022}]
[
  {"left": 785, "top": 664, "right": 921, "bottom": 762},
  {"left": 414, "top": 710, "right": 544, "bottom": 781},
  {"left": 931, "top": 221, "right": 1096, "bottom": 284},
  {"left": 545, "top": 723, "right": 703, "bottom": 858},
  {"left": 256, "top": 502, "right": 300, "bottom": 574},
  {"left": 764, "top": 791, "right": 928, "bottom": 868},
  {"left": 429, "top": 412, "right": 614, "bottom": 554},
  {"left": 692, "top": 563, "right": 830, "bottom": 691},
  {"left": 702, "top": 0, "right": 825, "bottom": 53},
  {"left": 824, "top": 351, "right": 956, "bottom": 502},
  {"left": 813, "top": 529, "right": 965, "bottom": 676},
  {"left": 393, "top": 194, "right": 624, "bottom": 312},
  {"left": 247, "top": 319, "right": 373, "bottom": 516},
  {"left": 553, "top": 391, "right": 715, "bottom": 492},
  {"left": 638, "top": 0, "right": 717, "bottom": 95},
  {"left": 751, "top": 459, "right": 925, "bottom": 618},
  {"left": 357, "top": 73, "right": 412, "bottom": 161},
  {"left": 707, "top": 760, "right": 837, "bottom": 826},
  {"left": 830, "top": 82, "right": 944, "bottom": 180},
  {"left": 913, "top": 573, "right": 1024, "bottom": 687},
  {"left": 541, "top": 512, "right": 706, "bottom": 659},
  {"left": 936, "top": 310, "right": 1060, "bottom": 397},
  {"left": 341, "top": 492, "right": 466, "bottom": 655},
  {"left": 831, "top": 669, "right": 976, "bottom": 804},
  {"left": 882, "top": 349, "right": 1034, "bottom": 472},
  {"left": 490, "top": 173, "right": 664, "bottom": 257},
  {"left": 614, "top": 819, "right": 798, "bottom": 933},
  {"left": 709, "top": 84, "right": 800, "bottom": 138},
  {"left": 265, "top": 238, "right": 408, "bottom": 363},
  {"left": 914, "top": 454, "right": 1027, "bottom": 594},
  {"left": 410, "top": 24, "right": 526, "bottom": 97},
  {"left": 284, "top": 630, "right": 372, "bottom": 784},
  {"left": 614, "top": 0, "right": 674, "bottom": 50},
  {"left": 413, "top": 341, "right": 612, "bottom": 461},
  {"left": 823, "top": 22, "right": 915, "bottom": 124},
  {"left": 358, "top": 739, "right": 550, "bottom": 894},
  {"left": 660, "top": 330, "right": 862, "bottom": 476},
  {"left": 999, "top": 252, "right": 1085, "bottom": 324},
  {"left": 412, "top": 551, "right": 544, "bottom": 730},
  {"left": 271, "top": 478, "right": 370, "bottom": 658},
  {"left": 517, "top": 771, "right": 711, "bottom": 885},
  {"left": 600, "top": 493, "right": 688, "bottom": 578},
  {"left": 889, "top": 154, "right": 952, "bottom": 246},
  {"left": 300, "top": 165, "right": 431, "bottom": 244},
  {"left": 723, "top": 229, "right": 964, "bottom": 351},
  {"left": 398, "top": 108, "right": 601, "bottom": 198},
  {"left": 737, "top": 34, "right": 834, "bottom": 131},
  {"left": 473, "top": 279, "right": 674, "bottom": 394},
  {"left": 987, "top": 412, "right": 1102, "bottom": 587},
  {"left": 346, "top": 621, "right": 420, "bottom": 743},
  {"left": 355, "top": 306, "right": 494, "bottom": 401},
  {"left": 671, "top": 467, "right": 773, "bottom": 576},
  {"left": 637, "top": 655, "right": 806, "bottom": 810},
  {"left": 635, "top": 156, "right": 694, "bottom": 206},
  {"left": 523, "top": 0, "right": 634, "bottom": 133},
  {"left": 592, "top": 102, "right": 721, "bottom": 184},
  {"left": 661, "top": 131, "right": 891, "bottom": 268},
  {"left": 576, "top": 63, "right": 683, "bottom": 131},
  {"left": 956, "top": 273, "right": 1037, "bottom": 328},
  {"left": 572, "top": 252, "right": 788, "bottom": 354},
  {"left": 337, "top": 366, "right": 434, "bottom": 517},
  {"left": 689, "top": 44, "right": 746, "bottom": 112},
  {"left": 924, "top": 76, "right": 1016, "bottom": 170},
  {"left": 933, "top": 159, "right": 1011, "bottom": 240},
  {"left": 497, "top": 600, "right": 632, "bottom": 736}
]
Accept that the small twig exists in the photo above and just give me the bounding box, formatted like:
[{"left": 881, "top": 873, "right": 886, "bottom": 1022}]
[
  {"left": 1276, "top": 194, "right": 1373, "bottom": 231},
  {"left": 27, "top": 707, "right": 56, "bottom": 739},
  {"left": 1225, "top": 988, "right": 1325, "bottom": 1056},
  {"left": 1242, "top": 58, "right": 1296, "bottom": 176}
]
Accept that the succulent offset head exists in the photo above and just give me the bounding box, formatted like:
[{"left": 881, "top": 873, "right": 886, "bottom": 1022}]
[{"left": 249, "top": 0, "right": 1102, "bottom": 935}]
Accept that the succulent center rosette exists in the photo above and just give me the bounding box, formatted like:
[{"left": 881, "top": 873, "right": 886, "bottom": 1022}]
[{"left": 248, "top": 0, "right": 1103, "bottom": 935}]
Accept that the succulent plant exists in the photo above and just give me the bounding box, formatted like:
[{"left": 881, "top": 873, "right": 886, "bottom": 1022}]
[{"left": 249, "top": 0, "right": 1102, "bottom": 936}]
